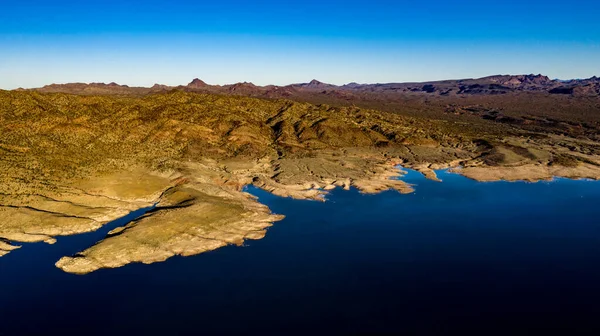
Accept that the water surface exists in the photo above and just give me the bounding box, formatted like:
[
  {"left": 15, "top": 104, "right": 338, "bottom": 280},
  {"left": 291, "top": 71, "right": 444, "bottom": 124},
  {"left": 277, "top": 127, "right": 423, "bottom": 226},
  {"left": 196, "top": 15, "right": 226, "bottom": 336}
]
[{"left": 2, "top": 170, "right": 600, "bottom": 335}]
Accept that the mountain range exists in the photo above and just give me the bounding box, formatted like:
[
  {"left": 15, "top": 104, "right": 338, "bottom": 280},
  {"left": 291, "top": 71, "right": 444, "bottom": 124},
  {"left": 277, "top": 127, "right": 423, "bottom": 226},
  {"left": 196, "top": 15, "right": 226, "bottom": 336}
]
[{"left": 31, "top": 74, "right": 600, "bottom": 97}]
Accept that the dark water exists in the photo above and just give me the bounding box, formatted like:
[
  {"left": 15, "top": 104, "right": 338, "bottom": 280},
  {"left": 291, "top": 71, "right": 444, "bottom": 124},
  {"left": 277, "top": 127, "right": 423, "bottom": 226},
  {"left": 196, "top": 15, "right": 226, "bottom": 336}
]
[{"left": 2, "top": 169, "right": 600, "bottom": 335}]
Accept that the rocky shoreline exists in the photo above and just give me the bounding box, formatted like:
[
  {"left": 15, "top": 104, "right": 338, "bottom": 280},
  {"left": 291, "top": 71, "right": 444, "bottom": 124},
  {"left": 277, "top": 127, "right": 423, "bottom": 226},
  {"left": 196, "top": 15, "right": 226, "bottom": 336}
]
[{"left": 3, "top": 155, "right": 598, "bottom": 275}]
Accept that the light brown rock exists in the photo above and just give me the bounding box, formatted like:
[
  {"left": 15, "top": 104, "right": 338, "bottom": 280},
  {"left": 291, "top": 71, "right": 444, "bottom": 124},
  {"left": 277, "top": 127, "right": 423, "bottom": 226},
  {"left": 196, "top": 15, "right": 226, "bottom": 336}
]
[{"left": 56, "top": 183, "right": 284, "bottom": 274}]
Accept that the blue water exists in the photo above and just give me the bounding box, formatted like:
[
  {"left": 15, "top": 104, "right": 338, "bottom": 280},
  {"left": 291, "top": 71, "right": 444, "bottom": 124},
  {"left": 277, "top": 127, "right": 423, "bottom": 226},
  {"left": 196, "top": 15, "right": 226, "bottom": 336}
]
[{"left": 2, "top": 170, "right": 600, "bottom": 335}]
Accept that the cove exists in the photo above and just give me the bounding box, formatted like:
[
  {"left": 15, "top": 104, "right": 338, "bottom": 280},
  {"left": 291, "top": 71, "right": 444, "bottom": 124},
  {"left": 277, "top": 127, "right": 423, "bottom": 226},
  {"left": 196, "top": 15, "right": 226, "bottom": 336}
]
[{"left": 2, "top": 169, "right": 600, "bottom": 335}]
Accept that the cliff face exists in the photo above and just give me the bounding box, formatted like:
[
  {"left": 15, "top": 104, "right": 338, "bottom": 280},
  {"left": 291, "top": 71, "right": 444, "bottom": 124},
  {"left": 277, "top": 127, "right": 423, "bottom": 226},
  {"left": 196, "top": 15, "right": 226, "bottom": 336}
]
[{"left": 1, "top": 89, "right": 599, "bottom": 273}]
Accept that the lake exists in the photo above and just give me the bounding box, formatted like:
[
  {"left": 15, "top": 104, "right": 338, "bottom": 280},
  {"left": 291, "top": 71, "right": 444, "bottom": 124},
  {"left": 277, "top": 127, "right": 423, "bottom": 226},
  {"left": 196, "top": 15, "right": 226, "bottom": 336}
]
[{"left": 2, "top": 169, "right": 600, "bottom": 335}]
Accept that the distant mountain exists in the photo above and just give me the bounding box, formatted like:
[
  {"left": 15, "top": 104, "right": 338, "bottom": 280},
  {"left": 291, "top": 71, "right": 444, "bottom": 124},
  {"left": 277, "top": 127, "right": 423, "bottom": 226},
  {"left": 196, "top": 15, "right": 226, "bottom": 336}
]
[
  {"left": 187, "top": 78, "right": 209, "bottom": 88},
  {"left": 291, "top": 79, "right": 338, "bottom": 90}
]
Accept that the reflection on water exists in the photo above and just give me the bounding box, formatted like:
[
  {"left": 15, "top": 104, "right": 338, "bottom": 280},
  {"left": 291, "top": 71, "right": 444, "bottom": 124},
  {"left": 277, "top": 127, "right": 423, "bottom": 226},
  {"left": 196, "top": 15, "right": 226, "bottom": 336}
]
[{"left": 2, "top": 170, "right": 600, "bottom": 335}]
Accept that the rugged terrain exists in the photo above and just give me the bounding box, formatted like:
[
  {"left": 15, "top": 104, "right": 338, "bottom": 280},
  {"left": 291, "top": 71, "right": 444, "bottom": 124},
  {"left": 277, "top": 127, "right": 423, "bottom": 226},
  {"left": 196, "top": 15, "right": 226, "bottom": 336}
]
[{"left": 2, "top": 75, "right": 600, "bottom": 273}]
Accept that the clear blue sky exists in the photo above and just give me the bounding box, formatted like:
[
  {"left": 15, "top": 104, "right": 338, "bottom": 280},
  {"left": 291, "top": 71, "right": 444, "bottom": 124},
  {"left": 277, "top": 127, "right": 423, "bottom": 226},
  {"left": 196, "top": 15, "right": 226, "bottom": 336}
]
[{"left": 1, "top": 0, "right": 599, "bottom": 89}]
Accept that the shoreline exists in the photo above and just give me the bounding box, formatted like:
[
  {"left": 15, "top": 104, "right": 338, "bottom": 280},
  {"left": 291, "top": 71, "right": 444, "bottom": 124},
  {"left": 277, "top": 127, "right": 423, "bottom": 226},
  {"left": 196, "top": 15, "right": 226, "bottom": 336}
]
[{"left": 2, "top": 159, "right": 599, "bottom": 274}]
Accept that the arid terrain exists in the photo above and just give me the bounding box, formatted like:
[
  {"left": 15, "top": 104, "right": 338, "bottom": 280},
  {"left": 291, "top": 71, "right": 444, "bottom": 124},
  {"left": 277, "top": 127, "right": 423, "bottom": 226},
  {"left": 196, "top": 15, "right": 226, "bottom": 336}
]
[{"left": 2, "top": 74, "right": 599, "bottom": 273}]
